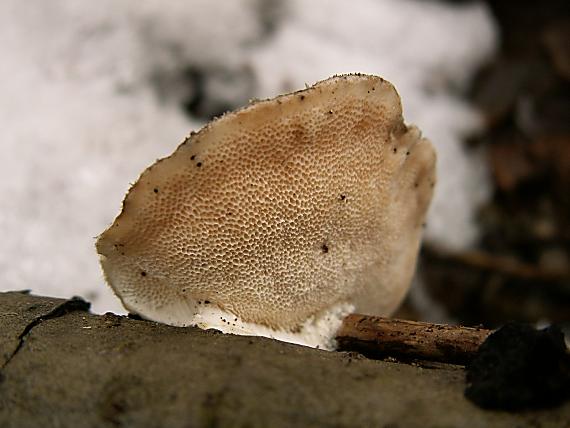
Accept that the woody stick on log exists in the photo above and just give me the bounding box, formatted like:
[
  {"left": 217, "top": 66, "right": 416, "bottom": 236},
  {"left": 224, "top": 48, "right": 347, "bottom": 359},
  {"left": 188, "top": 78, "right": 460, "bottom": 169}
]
[{"left": 336, "top": 314, "right": 492, "bottom": 365}]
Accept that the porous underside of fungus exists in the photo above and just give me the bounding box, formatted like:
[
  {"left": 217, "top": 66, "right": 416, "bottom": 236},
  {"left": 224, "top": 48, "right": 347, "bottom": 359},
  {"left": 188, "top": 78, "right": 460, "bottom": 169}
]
[{"left": 96, "top": 74, "right": 436, "bottom": 349}]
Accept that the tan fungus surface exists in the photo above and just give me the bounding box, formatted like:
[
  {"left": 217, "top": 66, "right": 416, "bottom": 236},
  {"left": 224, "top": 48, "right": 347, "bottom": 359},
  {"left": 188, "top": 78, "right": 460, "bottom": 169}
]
[{"left": 96, "top": 74, "right": 436, "bottom": 331}]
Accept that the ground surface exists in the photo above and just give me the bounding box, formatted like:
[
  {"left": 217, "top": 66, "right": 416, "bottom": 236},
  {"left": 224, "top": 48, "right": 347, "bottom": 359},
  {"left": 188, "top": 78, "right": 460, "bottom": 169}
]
[{"left": 1, "top": 291, "right": 568, "bottom": 428}]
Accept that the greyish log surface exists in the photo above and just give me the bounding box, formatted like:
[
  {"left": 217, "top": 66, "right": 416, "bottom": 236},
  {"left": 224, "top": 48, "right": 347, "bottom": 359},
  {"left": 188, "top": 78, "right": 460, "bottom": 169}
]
[{"left": 0, "top": 291, "right": 568, "bottom": 428}]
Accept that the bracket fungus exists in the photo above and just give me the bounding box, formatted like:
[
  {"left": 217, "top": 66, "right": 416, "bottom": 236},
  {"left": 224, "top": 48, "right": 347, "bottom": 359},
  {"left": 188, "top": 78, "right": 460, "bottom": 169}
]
[{"left": 96, "top": 74, "right": 436, "bottom": 349}]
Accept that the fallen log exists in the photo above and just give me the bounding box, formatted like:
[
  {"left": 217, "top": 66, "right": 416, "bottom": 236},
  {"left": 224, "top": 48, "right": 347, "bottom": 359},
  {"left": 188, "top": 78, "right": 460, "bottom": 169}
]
[{"left": 1, "top": 291, "right": 569, "bottom": 427}]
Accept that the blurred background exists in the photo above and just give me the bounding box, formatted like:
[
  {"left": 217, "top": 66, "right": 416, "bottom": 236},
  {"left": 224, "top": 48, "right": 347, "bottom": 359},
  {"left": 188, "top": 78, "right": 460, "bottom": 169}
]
[{"left": 0, "top": 0, "right": 568, "bottom": 330}]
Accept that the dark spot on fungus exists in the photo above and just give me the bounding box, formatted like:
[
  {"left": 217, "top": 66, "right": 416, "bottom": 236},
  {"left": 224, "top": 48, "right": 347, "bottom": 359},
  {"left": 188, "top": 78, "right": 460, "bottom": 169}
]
[
  {"left": 414, "top": 182, "right": 419, "bottom": 188},
  {"left": 196, "top": 162, "right": 202, "bottom": 167},
  {"left": 300, "top": 95, "right": 305, "bottom": 101},
  {"left": 406, "top": 151, "right": 410, "bottom": 156},
  {"left": 140, "top": 271, "right": 147, "bottom": 277},
  {"left": 190, "top": 155, "right": 196, "bottom": 160},
  {"left": 328, "top": 110, "right": 333, "bottom": 114},
  {"left": 204, "top": 300, "right": 210, "bottom": 304},
  {"left": 321, "top": 243, "right": 329, "bottom": 254},
  {"left": 153, "top": 188, "right": 159, "bottom": 194},
  {"left": 393, "top": 148, "right": 397, "bottom": 153},
  {"left": 339, "top": 194, "right": 346, "bottom": 201}
]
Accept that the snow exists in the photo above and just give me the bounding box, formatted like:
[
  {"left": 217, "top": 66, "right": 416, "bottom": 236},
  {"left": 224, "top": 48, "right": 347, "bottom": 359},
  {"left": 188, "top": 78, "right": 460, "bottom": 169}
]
[{"left": 0, "top": 0, "right": 497, "bottom": 314}]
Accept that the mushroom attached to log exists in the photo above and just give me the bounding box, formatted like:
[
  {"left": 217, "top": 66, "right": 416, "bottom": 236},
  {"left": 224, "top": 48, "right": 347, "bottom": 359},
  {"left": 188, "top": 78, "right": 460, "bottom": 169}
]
[{"left": 96, "top": 74, "right": 436, "bottom": 349}]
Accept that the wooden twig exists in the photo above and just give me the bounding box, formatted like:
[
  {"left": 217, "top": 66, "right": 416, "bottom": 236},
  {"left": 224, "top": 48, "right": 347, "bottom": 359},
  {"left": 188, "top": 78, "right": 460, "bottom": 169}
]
[
  {"left": 336, "top": 314, "right": 492, "bottom": 365},
  {"left": 426, "top": 246, "right": 570, "bottom": 281}
]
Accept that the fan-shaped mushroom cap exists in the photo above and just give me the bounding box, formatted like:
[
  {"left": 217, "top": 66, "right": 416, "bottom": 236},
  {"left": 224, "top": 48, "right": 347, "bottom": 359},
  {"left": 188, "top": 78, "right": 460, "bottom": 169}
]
[{"left": 96, "top": 74, "right": 436, "bottom": 349}]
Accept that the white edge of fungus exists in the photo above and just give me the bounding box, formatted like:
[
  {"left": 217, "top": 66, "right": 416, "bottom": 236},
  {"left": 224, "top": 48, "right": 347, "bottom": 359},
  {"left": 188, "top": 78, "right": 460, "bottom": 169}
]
[{"left": 191, "top": 301, "right": 355, "bottom": 350}]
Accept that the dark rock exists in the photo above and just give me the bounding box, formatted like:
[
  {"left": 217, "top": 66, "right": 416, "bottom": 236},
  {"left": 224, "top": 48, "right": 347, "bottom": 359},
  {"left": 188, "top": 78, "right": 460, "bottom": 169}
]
[{"left": 466, "top": 322, "right": 570, "bottom": 410}]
